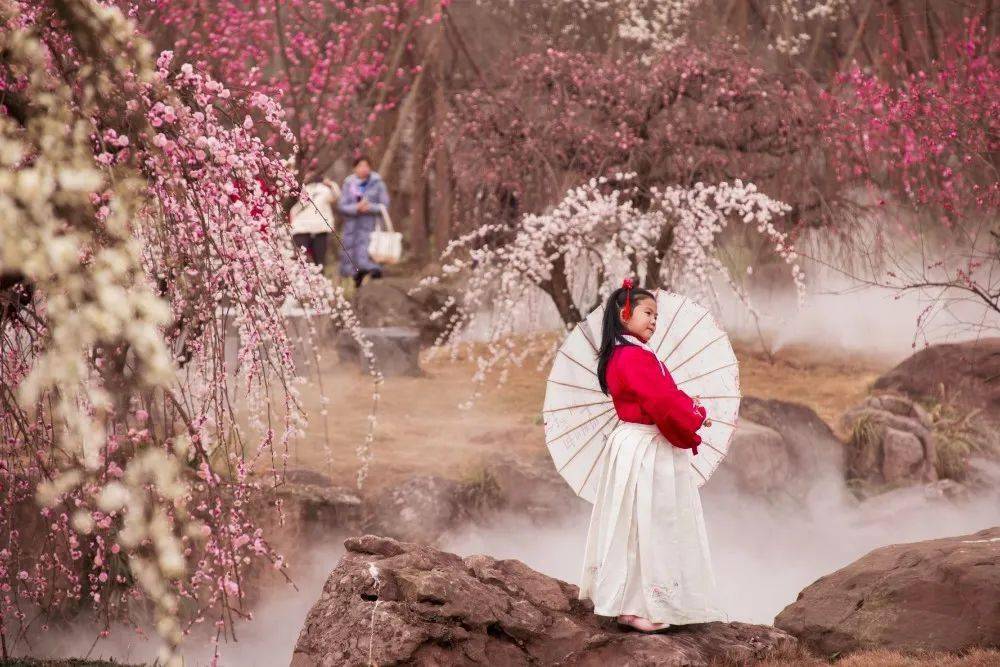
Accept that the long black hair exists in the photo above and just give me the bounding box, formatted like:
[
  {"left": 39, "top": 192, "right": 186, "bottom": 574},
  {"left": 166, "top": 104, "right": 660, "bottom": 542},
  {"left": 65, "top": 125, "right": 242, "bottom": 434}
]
[{"left": 596, "top": 282, "right": 655, "bottom": 394}]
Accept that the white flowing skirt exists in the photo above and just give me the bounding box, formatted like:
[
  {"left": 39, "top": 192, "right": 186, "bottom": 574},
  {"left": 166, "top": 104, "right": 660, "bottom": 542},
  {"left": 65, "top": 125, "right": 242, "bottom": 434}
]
[{"left": 578, "top": 421, "right": 728, "bottom": 624}]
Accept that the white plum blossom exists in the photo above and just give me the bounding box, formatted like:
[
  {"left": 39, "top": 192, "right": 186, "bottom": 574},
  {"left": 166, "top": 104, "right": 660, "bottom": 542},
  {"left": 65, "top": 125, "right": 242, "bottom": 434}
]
[
  {"left": 415, "top": 174, "right": 804, "bottom": 404},
  {"left": 489, "top": 0, "right": 853, "bottom": 56},
  {"left": 0, "top": 1, "right": 381, "bottom": 661}
]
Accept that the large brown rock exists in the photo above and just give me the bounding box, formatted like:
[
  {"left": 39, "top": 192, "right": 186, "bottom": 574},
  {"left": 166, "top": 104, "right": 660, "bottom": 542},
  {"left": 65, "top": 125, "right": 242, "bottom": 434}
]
[
  {"left": 871, "top": 339, "right": 1000, "bottom": 472},
  {"left": 872, "top": 338, "right": 1000, "bottom": 422},
  {"left": 291, "top": 535, "right": 798, "bottom": 666},
  {"left": 717, "top": 420, "right": 793, "bottom": 495},
  {"left": 335, "top": 325, "right": 423, "bottom": 377},
  {"left": 739, "top": 397, "right": 845, "bottom": 472},
  {"left": 362, "top": 458, "right": 588, "bottom": 544},
  {"left": 709, "top": 397, "right": 845, "bottom": 500},
  {"left": 352, "top": 276, "right": 455, "bottom": 347},
  {"left": 365, "top": 475, "right": 463, "bottom": 543},
  {"left": 774, "top": 526, "right": 1000, "bottom": 657},
  {"left": 335, "top": 276, "right": 459, "bottom": 376},
  {"left": 474, "top": 455, "right": 588, "bottom": 522},
  {"left": 841, "top": 393, "right": 938, "bottom": 488},
  {"left": 271, "top": 471, "right": 364, "bottom": 536}
]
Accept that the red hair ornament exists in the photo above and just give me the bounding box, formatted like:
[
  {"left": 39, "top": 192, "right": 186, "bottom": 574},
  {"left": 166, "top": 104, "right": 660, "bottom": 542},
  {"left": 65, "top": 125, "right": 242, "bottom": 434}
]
[{"left": 621, "top": 278, "right": 634, "bottom": 320}]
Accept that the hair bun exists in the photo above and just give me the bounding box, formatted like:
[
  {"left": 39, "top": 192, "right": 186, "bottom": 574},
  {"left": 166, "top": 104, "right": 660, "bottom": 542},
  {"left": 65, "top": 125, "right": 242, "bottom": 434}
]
[{"left": 621, "top": 278, "right": 634, "bottom": 290}]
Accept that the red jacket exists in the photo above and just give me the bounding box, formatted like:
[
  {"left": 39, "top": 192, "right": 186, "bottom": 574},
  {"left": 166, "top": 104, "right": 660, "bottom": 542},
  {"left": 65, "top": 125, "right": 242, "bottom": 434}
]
[{"left": 605, "top": 343, "right": 708, "bottom": 453}]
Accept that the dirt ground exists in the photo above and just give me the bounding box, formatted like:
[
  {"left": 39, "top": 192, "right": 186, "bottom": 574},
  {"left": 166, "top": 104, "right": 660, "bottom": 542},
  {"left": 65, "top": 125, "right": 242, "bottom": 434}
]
[{"left": 286, "top": 335, "right": 891, "bottom": 491}]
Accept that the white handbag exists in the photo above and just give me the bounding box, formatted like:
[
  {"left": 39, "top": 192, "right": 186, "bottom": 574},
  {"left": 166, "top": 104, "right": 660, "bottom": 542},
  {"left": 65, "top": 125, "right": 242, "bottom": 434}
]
[{"left": 368, "top": 204, "right": 403, "bottom": 265}]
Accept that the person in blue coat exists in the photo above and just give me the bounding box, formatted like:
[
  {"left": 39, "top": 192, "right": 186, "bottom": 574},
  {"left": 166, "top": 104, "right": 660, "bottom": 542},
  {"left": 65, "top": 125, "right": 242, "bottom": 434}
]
[{"left": 338, "top": 156, "right": 389, "bottom": 287}]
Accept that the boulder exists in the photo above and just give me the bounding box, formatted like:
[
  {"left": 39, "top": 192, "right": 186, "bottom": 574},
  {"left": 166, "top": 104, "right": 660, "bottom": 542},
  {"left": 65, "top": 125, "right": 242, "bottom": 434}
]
[
  {"left": 774, "top": 526, "right": 1000, "bottom": 657},
  {"left": 871, "top": 339, "right": 1000, "bottom": 476},
  {"left": 475, "top": 456, "right": 588, "bottom": 522},
  {"left": 716, "top": 420, "right": 793, "bottom": 495},
  {"left": 739, "top": 397, "right": 845, "bottom": 473},
  {"left": 363, "top": 459, "right": 588, "bottom": 544},
  {"left": 352, "top": 276, "right": 456, "bottom": 347},
  {"left": 709, "top": 397, "right": 844, "bottom": 500},
  {"left": 267, "top": 471, "right": 364, "bottom": 537},
  {"left": 841, "top": 393, "right": 937, "bottom": 488},
  {"left": 291, "top": 535, "right": 799, "bottom": 666},
  {"left": 283, "top": 468, "right": 338, "bottom": 488},
  {"left": 365, "top": 475, "right": 463, "bottom": 543},
  {"left": 335, "top": 326, "right": 422, "bottom": 377},
  {"left": 872, "top": 338, "right": 1000, "bottom": 425}
]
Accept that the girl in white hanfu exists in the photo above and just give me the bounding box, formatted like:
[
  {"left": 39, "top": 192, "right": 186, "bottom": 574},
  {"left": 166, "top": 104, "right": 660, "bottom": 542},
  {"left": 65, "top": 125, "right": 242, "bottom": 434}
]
[{"left": 578, "top": 278, "right": 728, "bottom": 632}]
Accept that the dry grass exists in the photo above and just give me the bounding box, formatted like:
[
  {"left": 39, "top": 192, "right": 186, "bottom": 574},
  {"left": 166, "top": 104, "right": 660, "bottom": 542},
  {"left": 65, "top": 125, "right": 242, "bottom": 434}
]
[
  {"left": 844, "top": 413, "right": 885, "bottom": 490},
  {"left": 0, "top": 660, "right": 138, "bottom": 666},
  {"left": 923, "top": 385, "right": 998, "bottom": 480},
  {"left": 749, "top": 646, "right": 1000, "bottom": 666},
  {"left": 732, "top": 338, "right": 891, "bottom": 440},
  {"left": 282, "top": 334, "right": 892, "bottom": 491},
  {"left": 286, "top": 339, "right": 551, "bottom": 490}
]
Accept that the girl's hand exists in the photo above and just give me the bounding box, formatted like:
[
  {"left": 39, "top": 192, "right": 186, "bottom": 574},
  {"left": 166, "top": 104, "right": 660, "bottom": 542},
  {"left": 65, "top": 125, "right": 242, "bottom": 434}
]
[{"left": 693, "top": 395, "right": 711, "bottom": 428}]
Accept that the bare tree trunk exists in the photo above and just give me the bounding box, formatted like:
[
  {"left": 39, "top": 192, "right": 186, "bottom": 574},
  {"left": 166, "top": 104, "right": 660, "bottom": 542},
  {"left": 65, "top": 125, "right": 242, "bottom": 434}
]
[
  {"left": 722, "top": 0, "right": 741, "bottom": 28},
  {"left": 805, "top": 21, "right": 827, "bottom": 73},
  {"left": 407, "top": 74, "right": 434, "bottom": 263},
  {"left": 541, "top": 253, "right": 583, "bottom": 325},
  {"left": 737, "top": 0, "right": 749, "bottom": 42},
  {"left": 431, "top": 21, "right": 454, "bottom": 257},
  {"left": 924, "top": 0, "right": 939, "bottom": 63},
  {"left": 644, "top": 225, "right": 675, "bottom": 289},
  {"left": 841, "top": 0, "right": 876, "bottom": 71},
  {"left": 888, "top": 0, "right": 914, "bottom": 76},
  {"left": 987, "top": 0, "right": 996, "bottom": 45},
  {"left": 409, "top": 181, "right": 432, "bottom": 264},
  {"left": 377, "top": 65, "right": 426, "bottom": 181}
]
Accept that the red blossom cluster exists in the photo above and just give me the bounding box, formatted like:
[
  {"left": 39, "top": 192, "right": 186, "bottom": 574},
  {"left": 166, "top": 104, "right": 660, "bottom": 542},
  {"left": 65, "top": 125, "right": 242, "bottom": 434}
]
[
  {"left": 822, "top": 19, "right": 999, "bottom": 222},
  {"left": 131, "top": 0, "right": 447, "bottom": 182}
]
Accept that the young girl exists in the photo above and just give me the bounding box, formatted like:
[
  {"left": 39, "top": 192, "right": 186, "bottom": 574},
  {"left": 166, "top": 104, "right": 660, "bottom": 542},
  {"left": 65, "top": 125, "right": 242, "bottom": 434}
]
[{"left": 578, "top": 278, "right": 727, "bottom": 632}]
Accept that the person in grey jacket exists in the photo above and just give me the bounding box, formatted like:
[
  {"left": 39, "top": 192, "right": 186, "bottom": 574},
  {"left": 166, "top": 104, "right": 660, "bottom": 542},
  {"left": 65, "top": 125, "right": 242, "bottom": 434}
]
[{"left": 338, "top": 156, "right": 389, "bottom": 287}]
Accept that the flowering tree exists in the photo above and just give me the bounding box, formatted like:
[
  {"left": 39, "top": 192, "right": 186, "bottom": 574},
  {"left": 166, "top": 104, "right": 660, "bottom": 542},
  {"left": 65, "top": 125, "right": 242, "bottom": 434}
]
[
  {"left": 481, "top": 0, "right": 852, "bottom": 56},
  {"left": 414, "top": 176, "right": 803, "bottom": 403},
  {"left": 1, "top": 0, "right": 377, "bottom": 661},
  {"left": 132, "top": 0, "right": 447, "bottom": 184},
  {"left": 427, "top": 39, "right": 830, "bottom": 400},
  {"left": 816, "top": 19, "right": 1000, "bottom": 341},
  {"left": 473, "top": 1, "right": 994, "bottom": 85},
  {"left": 822, "top": 20, "right": 999, "bottom": 221},
  {"left": 442, "top": 45, "right": 835, "bottom": 237}
]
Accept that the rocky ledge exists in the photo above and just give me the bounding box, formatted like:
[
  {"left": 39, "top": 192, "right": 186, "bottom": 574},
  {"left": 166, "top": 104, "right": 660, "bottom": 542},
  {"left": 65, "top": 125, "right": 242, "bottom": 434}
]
[
  {"left": 775, "top": 526, "right": 1000, "bottom": 657},
  {"left": 291, "top": 535, "right": 797, "bottom": 666}
]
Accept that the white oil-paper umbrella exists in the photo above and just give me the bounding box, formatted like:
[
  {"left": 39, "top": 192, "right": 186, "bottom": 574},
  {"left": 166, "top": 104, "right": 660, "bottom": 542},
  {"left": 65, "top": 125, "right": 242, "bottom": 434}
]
[{"left": 543, "top": 289, "right": 741, "bottom": 502}]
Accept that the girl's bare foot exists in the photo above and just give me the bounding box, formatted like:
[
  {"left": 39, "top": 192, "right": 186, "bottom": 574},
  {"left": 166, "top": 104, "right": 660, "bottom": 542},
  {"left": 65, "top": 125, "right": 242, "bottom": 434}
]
[
  {"left": 625, "top": 616, "right": 669, "bottom": 632},
  {"left": 617, "top": 614, "right": 637, "bottom": 625}
]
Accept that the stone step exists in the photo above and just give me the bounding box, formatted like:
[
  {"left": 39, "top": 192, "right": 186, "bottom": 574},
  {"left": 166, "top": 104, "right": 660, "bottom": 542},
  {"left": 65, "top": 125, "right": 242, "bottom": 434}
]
[{"left": 335, "top": 326, "right": 422, "bottom": 377}]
